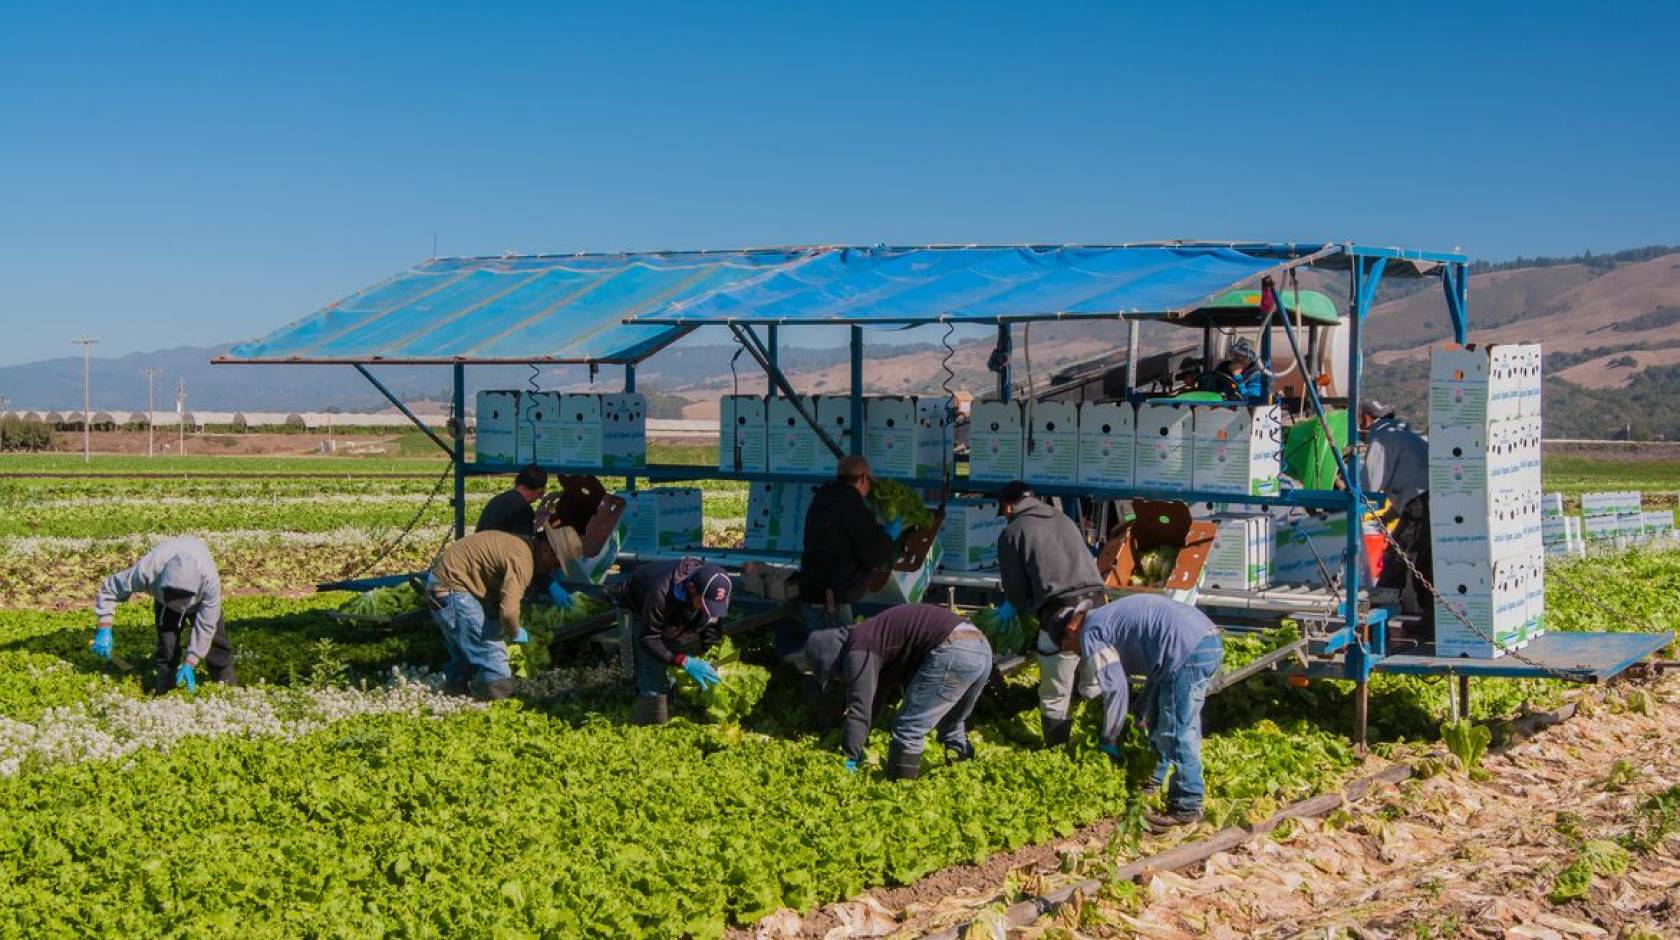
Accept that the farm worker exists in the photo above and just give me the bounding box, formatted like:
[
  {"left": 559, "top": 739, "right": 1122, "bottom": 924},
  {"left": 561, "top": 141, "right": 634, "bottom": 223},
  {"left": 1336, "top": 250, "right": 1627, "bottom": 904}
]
[
  {"left": 993, "top": 481, "right": 1107, "bottom": 748},
  {"left": 1079, "top": 593, "right": 1223, "bottom": 830},
  {"left": 796, "top": 454, "right": 899, "bottom": 644},
  {"left": 91, "top": 535, "right": 235, "bottom": 694},
  {"left": 1218, "top": 337, "right": 1265, "bottom": 402},
  {"left": 804, "top": 603, "right": 992, "bottom": 780},
  {"left": 475, "top": 463, "right": 547, "bottom": 537},
  {"left": 424, "top": 527, "right": 563, "bottom": 700},
  {"left": 619, "top": 557, "right": 735, "bottom": 725},
  {"left": 1358, "top": 399, "right": 1433, "bottom": 636}
]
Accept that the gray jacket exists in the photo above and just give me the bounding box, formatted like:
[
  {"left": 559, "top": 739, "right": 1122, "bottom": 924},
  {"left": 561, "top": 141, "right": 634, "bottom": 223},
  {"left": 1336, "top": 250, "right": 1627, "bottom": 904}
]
[
  {"left": 997, "top": 497, "right": 1104, "bottom": 617},
  {"left": 95, "top": 537, "right": 223, "bottom": 660},
  {"left": 1363, "top": 417, "right": 1429, "bottom": 514}
]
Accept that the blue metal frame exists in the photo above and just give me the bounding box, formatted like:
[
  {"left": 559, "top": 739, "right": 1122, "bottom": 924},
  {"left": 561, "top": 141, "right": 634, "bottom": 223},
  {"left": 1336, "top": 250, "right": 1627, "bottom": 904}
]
[{"left": 355, "top": 364, "right": 452, "bottom": 456}]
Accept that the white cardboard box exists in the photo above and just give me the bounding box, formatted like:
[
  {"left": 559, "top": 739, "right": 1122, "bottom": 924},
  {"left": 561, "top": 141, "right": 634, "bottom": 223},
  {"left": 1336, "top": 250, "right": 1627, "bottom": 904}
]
[
  {"left": 601, "top": 393, "right": 648, "bottom": 469},
  {"left": 1524, "top": 552, "right": 1547, "bottom": 642},
  {"left": 719, "top": 395, "right": 768, "bottom": 473},
  {"left": 1134, "top": 401, "right": 1194, "bottom": 491},
  {"left": 767, "top": 395, "right": 826, "bottom": 474},
  {"left": 938, "top": 498, "right": 1007, "bottom": 571},
  {"left": 969, "top": 400, "right": 1024, "bottom": 484},
  {"left": 861, "top": 538, "right": 944, "bottom": 605},
  {"left": 815, "top": 394, "right": 859, "bottom": 461},
  {"left": 546, "top": 393, "right": 604, "bottom": 466},
  {"left": 1433, "top": 555, "right": 1529, "bottom": 658},
  {"left": 620, "top": 488, "right": 704, "bottom": 553},
  {"left": 1204, "top": 514, "right": 1273, "bottom": 591},
  {"left": 1076, "top": 400, "right": 1135, "bottom": 489},
  {"left": 475, "top": 390, "right": 524, "bottom": 465},
  {"left": 1540, "top": 492, "right": 1565, "bottom": 519},
  {"left": 1429, "top": 422, "right": 1525, "bottom": 496},
  {"left": 744, "top": 481, "right": 817, "bottom": 552},
  {"left": 1269, "top": 507, "right": 1349, "bottom": 587},
  {"left": 1023, "top": 401, "right": 1080, "bottom": 485},
  {"left": 1191, "top": 403, "right": 1282, "bottom": 497},
  {"left": 865, "top": 395, "right": 952, "bottom": 481},
  {"left": 1429, "top": 344, "right": 1533, "bottom": 427}
]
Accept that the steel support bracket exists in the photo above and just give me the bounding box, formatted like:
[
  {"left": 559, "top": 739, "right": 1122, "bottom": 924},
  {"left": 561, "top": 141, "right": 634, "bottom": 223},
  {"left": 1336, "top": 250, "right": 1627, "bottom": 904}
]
[
  {"left": 729, "top": 324, "right": 847, "bottom": 460},
  {"left": 354, "top": 363, "right": 452, "bottom": 456}
]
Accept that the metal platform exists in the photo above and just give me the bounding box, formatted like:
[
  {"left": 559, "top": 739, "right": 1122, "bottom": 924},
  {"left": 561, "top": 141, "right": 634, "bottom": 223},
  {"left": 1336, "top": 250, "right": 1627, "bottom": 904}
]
[{"left": 1376, "top": 631, "right": 1675, "bottom": 683}]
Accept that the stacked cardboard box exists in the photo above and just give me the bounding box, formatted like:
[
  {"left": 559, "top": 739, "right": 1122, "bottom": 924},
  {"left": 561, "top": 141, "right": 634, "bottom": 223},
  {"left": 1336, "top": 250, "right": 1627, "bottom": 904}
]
[
  {"left": 743, "top": 481, "right": 819, "bottom": 553},
  {"left": 719, "top": 395, "right": 768, "bottom": 473},
  {"left": 1580, "top": 491, "right": 1642, "bottom": 547},
  {"left": 1427, "top": 344, "right": 1545, "bottom": 657},
  {"left": 969, "top": 400, "right": 1024, "bottom": 484},
  {"left": 475, "top": 390, "right": 531, "bottom": 465},
  {"left": 1076, "top": 401, "right": 1135, "bottom": 488},
  {"left": 529, "top": 393, "right": 647, "bottom": 468},
  {"left": 1023, "top": 401, "right": 1080, "bottom": 485},
  {"left": 1202, "top": 513, "right": 1273, "bottom": 591},
  {"left": 1191, "top": 403, "right": 1282, "bottom": 497},
  {"left": 865, "top": 395, "right": 953, "bottom": 481},
  {"left": 1134, "top": 402, "right": 1195, "bottom": 490},
  {"left": 767, "top": 395, "right": 826, "bottom": 474}
]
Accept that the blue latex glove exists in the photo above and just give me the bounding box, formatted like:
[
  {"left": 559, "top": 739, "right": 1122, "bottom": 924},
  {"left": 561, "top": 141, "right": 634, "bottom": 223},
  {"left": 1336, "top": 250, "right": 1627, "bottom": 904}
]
[
  {"left": 883, "top": 518, "right": 904, "bottom": 540},
  {"left": 1098, "top": 743, "right": 1121, "bottom": 760},
  {"left": 843, "top": 756, "right": 861, "bottom": 774},
  {"left": 547, "top": 581, "right": 575, "bottom": 611},
  {"left": 90, "top": 626, "right": 114, "bottom": 660},
  {"left": 995, "top": 600, "right": 1017, "bottom": 625},
  {"left": 681, "top": 657, "right": 721, "bottom": 691},
  {"left": 512, "top": 627, "right": 530, "bottom": 645},
  {"left": 175, "top": 661, "right": 198, "bottom": 693}
]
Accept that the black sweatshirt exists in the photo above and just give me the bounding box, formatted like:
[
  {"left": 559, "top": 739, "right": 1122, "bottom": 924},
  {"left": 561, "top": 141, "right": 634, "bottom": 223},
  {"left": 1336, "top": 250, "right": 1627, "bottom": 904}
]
[
  {"left": 619, "top": 557, "right": 719, "bottom": 664},
  {"left": 838, "top": 604, "right": 966, "bottom": 759},
  {"left": 798, "top": 481, "right": 896, "bottom": 605},
  {"left": 475, "top": 489, "right": 536, "bottom": 537}
]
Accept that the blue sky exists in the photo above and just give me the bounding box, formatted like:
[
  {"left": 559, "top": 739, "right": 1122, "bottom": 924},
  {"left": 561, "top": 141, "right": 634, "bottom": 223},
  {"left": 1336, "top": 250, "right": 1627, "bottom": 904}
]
[{"left": 1, "top": 1, "right": 1676, "bottom": 366}]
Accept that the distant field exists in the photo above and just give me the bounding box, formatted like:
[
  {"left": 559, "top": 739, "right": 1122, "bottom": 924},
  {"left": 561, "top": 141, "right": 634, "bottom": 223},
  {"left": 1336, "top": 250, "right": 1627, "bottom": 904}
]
[{"left": 1542, "top": 455, "right": 1680, "bottom": 505}]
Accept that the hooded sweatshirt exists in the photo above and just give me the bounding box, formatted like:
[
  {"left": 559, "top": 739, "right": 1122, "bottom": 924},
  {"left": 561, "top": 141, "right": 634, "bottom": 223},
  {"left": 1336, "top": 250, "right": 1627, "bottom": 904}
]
[
  {"left": 798, "top": 480, "right": 896, "bottom": 605},
  {"left": 996, "top": 496, "right": 1104, "bottom": 618},
  {"left": 620, "top": 557, "right": 721, "bottom": 664},
  {"left": 95, "top": 537, "right": 223, "bottom": 660}
]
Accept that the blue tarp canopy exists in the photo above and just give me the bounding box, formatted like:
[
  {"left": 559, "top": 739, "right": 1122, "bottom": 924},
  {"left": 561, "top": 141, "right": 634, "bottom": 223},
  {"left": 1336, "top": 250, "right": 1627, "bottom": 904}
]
[{"left": 220, "top": 243, "right": 1339, "bottom": 364}]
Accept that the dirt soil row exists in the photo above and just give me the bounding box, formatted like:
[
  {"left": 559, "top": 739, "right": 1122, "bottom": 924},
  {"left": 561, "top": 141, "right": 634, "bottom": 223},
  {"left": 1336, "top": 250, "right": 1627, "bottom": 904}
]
[{"left": 751, "top": 676, "right": 1679, "bottom": 939}]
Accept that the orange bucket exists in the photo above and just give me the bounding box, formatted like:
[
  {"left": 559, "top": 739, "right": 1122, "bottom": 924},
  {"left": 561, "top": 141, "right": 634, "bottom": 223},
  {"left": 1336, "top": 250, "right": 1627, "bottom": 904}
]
[{"left": 1361, "top": 518, "right": 1388, "bottom": 582}]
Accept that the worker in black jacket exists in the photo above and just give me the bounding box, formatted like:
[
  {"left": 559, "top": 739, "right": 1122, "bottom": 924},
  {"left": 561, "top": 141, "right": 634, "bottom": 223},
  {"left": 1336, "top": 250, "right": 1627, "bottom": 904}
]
[
  {"left": 616, "top": 557, "right": 734, "bottom": 725},
  {"left": 797, "top": 455, "right": 899, "bottom": 638},
  {"left": 475, "top": 464, "right": 547, "bottom": 536},
  {"left": 804, "top": 604, "right": 992, "bottom": 780},
  {"left": 995, "top": 481, "right": 1108, "bottom": 747}
]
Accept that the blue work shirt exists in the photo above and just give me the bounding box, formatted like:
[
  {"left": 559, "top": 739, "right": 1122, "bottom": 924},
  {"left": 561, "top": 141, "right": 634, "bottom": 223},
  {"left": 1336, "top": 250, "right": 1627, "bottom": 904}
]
[
  {"left": 1080, "top": 593, "right": 1219, "bottom": 726},
  {"left": 1232, "top": 364, "right": 1264, "bottom": 402}
]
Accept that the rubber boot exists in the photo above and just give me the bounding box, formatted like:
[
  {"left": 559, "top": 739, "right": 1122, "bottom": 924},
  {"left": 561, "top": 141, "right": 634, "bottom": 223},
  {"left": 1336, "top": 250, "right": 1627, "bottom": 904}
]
[
  {"left": 945, "top": 740, "right": 975, "bottom": 763},
  {"left": 476, "top": 677, "right": 514, "bottom": 701},
  {"left": 885, "top": 743, "right": 923, "bottom": 781},
  {"left": 632, "top": 694, "right": 670, "bottom": 726},
  {"left": 1041, "top": 714, "right": 1073, "bottom": 749}
]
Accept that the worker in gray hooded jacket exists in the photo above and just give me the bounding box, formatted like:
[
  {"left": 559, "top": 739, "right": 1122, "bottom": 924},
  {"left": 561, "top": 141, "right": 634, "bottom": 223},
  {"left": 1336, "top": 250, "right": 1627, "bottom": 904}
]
[
  {"left": 91, "top": 536, "right": 235, "bottom": 694},
  {"left": 994, "top": 481, "right": 1107, "bottom": 747}
]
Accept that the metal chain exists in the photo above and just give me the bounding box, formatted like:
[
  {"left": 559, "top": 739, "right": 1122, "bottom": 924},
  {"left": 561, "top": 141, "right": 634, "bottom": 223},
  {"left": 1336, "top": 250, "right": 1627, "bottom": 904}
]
[
  {"left": 335, "top": 459, "right": 455, "bottom": 582},
  {"left": 1543, "top": 548, "right": 1667, "bottom": 636}
]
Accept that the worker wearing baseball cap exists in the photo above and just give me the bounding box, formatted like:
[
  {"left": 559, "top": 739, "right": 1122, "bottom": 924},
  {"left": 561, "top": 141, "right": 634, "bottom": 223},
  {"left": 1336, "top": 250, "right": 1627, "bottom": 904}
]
[
  {"left": 1358, "top": 399, "right": 1433, "bottom": 637},
  {"left": 617, "top": 557, "right": 734, "bottom": 725},
  {"left": 425, "top": 528, "right": 566, "bottom": 700},
  {"left": 1219, "top": 337, "right": 1265, "bottom": 402}
]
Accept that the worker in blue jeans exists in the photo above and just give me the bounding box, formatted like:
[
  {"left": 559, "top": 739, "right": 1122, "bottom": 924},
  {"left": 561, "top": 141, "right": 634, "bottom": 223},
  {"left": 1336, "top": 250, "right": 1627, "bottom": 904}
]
[
  {"left": 804, "top": 604, "right": 992, "bottom": 780},
  {"left": 1077, "top": 593, "right": 1224, "bottom": 830},
  {"left": 423, "top": 529, "right": 562, "bottom": 699}
]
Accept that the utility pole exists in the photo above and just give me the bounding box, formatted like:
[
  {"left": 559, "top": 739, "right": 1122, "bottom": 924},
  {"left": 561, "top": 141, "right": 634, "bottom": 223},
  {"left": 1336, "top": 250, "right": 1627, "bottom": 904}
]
[
  {"left": 71, "top": 337, "right": 99, "bottom": 463},
  {"left": 176, "top": 377, "right": 186, "bottom": 454},
  {"left": 140, "top": 368, "right": 162, "bottom": 457}
]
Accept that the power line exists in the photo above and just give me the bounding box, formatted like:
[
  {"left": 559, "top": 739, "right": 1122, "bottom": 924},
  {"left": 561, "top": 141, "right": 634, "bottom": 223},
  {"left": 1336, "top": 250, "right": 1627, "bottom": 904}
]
[{"left": 70, "top": 337, "right": 99, "bottom": 463}]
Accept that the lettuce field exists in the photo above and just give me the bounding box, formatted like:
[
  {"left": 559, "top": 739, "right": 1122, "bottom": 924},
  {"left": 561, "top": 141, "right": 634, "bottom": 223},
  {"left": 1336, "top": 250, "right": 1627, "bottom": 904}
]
[{"left": 0, "top": 455, "right": 1675, "bottom": 936}]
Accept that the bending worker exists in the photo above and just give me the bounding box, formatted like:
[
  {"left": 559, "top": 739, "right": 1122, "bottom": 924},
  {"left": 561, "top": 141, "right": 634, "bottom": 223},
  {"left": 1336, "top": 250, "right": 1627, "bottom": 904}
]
[
  {"left": 994, "top": 481, "right": 1107, "bottom": 748},
  {"left": 798, "top": 455, "right": 899, "bottom": 639},
  {"left": 804, "top": 603, "right": 991, "bottom": 780},
  {"left": 424, "top": 525, "right": 565, "bottom": 700},
  {"left": 475, "top": 464, "right": 547, "bottom": 536},
  {"left": 91, "top": 535, "right": 235, "bottom": 694},
  {"left": 618, "top": 557, "right": 734, "bottom": 725},
  {"left": 1358, "top": 399, "right": 1432, "bottom": 637},
  {"left": 1079, "top": 593, "right": 1223, "bottom": 830}
]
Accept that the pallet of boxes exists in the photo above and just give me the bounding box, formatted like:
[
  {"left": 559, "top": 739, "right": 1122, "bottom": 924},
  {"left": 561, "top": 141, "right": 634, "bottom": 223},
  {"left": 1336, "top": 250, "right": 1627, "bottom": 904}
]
[{"left": 1427, "top": 343, "right": 1546, "bottom": 657}]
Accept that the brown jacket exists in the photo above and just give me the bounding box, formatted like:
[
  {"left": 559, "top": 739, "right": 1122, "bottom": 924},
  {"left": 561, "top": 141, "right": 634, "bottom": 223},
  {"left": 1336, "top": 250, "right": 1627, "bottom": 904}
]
[{"left": 430, "top": 531, "right": 535, "bottom": 636}]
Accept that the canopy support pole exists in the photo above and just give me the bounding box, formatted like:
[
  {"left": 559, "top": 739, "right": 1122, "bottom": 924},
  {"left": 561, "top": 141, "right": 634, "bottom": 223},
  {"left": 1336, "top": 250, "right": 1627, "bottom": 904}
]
[
  {"left": 996, "top": 325, "right": 1011, "bottom": 400},
  {"left": 849, "top": 326, "right": 864, "bottom": 456},
  {"left": 766, "top": 326, "right": 779, "bottom": 399},
  {"left": 1442, "top": 262, "right": 1470, "bottom": 344},
  {"left": 624, "top": 364, "right": 638, "bottom": 494},
  {"left": 353, "top": 364, "right": 451, "bottom": 457},
  {"left": 1124, "top": 319, "right": 1139, "bottom": 397},
  {"left": 729, "top": 324, "right": 846, "bottom": 460},
  {"left": 452, "top": 363, "right": 466, "bottom": 539}
]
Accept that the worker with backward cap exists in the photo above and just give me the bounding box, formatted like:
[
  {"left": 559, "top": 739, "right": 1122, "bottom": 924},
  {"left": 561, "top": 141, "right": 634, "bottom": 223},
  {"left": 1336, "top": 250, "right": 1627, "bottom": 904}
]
[
  {"left": 616, "top": 557, "right": 735, "bottom": 725},
  {"left": 994, "top": 481, "right": 1108, "bottom": 748},
  {"left": 796, "top": 454, "right": 900, "bottom": 642}
]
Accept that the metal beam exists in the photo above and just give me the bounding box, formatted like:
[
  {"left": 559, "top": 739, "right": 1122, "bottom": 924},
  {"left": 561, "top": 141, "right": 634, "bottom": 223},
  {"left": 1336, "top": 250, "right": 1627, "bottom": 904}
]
[
  {"left": 849, "top": 326, "right": 864, "bottom": 455},
  {"left": 1442, "top": 263, "right": 1470, "bottom": 344},
  {"left": 1124, "top": 318, "right": 1139, "bottom": 396},
  {"left": 1272, "top": 292, "right": 1353, "bottom": 488},
  {"left": 353, "top": 364, "right": 452, "bottom": 456},
  {"left": 995, "top": 324, "right": 1012, "bottom": 400},
  {"left": 766, "top": 325, "right": 779, "bottom": 399},
  {"left": 728, "top": 324, "right": 847, "bottom": 460},
  {"left": 452, "top": 363, "right": 466, "bottom": 539}
]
